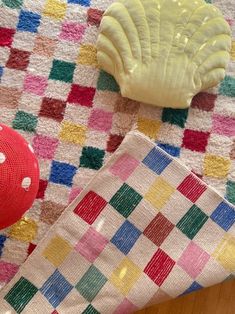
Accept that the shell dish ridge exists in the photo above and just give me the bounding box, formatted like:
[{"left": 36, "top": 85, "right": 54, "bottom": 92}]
[{"left": 97, "top": 0, "right": 231, "bottom": 108}]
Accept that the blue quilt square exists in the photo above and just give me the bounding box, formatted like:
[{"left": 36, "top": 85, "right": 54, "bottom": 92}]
[
  {"left": 0, "top": 235, "right": 7, "bottom": 256},
  {"left": 111, "top": 220, "right": 141, "bottom": 255},
  {"left": 0, "top": 66, "right": 3, "bottom": 79},
  {"left": 182, "top": 281, "right": 202, "bottom": 295},
  {"left": 68, "top": 0, "right": 90, "bottom": 5},
  {"left": 50, "top": 161, "right": 77, "bottom": 187},
  {"left": 211, "top": 201, "right": 235, "bottom": 231},
  {"left": 143, "top": 147, "right": 172, "bottom": 174},
  {"left": 40, "top": 270, "right": 73, "bottom": 307},
  {"left": 17, "top": 10, "right": 41, "bottom": 33},
  {"left": 157, "top": 143, "right": 180, "bottom": 157}
]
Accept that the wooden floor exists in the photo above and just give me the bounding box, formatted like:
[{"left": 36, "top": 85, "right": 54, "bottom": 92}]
[{"left": 136, "top": 279, "right": 235, "bottom": 314}]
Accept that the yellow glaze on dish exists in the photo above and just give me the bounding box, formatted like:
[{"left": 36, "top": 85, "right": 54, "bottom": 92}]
[{"left": 97, "top": 0, "right": 231, "bottom": 108}]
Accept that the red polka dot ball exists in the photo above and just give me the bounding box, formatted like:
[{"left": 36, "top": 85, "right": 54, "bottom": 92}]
[{"left": 0, "top": 123, "right": 39, "bottom": 229}]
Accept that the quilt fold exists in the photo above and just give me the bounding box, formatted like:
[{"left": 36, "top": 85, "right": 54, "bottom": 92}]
[{"left": 0, "top": 131, "right": 234, "bottom": 314}]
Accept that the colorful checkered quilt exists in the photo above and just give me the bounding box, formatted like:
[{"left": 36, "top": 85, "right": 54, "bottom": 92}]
[
  {"left": 0, "top": 131, "right": 234, "bottom": 313},
  {"left": 0, "top": 0, "right": 235, "bottom": 300}
]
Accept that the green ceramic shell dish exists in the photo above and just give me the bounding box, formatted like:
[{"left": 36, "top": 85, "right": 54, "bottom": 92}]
[{"left": 97, "top": 0, "right": 232, "bottom": 108}]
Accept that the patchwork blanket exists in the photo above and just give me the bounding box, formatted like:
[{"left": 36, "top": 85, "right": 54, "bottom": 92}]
[
  {"left": 0, "top": 0, "right": 234, "bottom": 312},
  {"left": 0, "top": 131, "right": 234, "bottom": 313}
]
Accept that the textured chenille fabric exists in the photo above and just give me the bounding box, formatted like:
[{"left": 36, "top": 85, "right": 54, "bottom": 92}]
[
  {"left": 0, "top": 131, "right": 234, "bottom": 313},
  {"left": 0, "top": 0, "right": 234, "bottom": 296}
]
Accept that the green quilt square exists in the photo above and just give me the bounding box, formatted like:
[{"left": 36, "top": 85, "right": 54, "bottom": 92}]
[
  {"left": 97, "top": 70, "right": 120, "bottom": 92},
  {"left": 4, "top": 277, "right": 38, "bottom": 313},
  {"left": 80, "top": 146, "right": 105, "bottom": 170},
  {"left": 49, "top": 59, "right": 76, "bottom": 83},
  {"left": 76, "top": 265, "right": 107, "bottom": 302},
  {"left": 227, "top": 181, "right": 235, "bottom": 204},
  {"left": 162, "top": 108, "right": 189, "bottom": 128},
  {"left": 176, "top": 205, "right": 208, "bottom": 239},
  {"left": 82, "top": 304, "right": 100, "bottom": 314},
  {"left": 109, "top": 183, "right": 143, "bottom": 218},
  {"left": 3, "top": 0, "right": 23, "bottom": 8},
  {"left": 219, "top": 76, "right": 235, "bottom": 97},
  {"left": 12, "top": 111, "right": 37, "bottom": 132}
]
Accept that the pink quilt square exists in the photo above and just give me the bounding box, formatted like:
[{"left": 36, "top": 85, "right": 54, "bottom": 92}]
[
  {"left": 88, "top": 109, "right": 113, "bottom": 132},
  {"left": 75, "top": 227, "right": 108, "bottom": 263},
  {"left": 24, "top": 74, "right": 47, "bottom": 96},
  {"left": 69, "top": 187, "right": 82, "bottom": 203},
  {"left": 32, "top": 134, "right": 59, "bottom": 159},
  {"left": 60, "top": 22, "right": 86, "bottom": 42},
  {"left": 110, "top": 153, "right": 139, "bottom": 181},
  {"left": 212, "top": 114, "right": 235, "bottom": 137},
  {"left": 178, "top": 242, "right": 210, "bottom": 279},
  {"left": 114, "top": 298, "right": 138, "bottom": 314},
  {"left": 0, "top": 261, "right": 19, "bottom": 283}
]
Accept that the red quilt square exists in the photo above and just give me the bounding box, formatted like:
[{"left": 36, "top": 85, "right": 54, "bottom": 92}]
[
  {"left": 74, "top": 191, "right": 107, "bottom": 224},
  {"left": 182, "top": 129, "right": 209, "bottom": 153},
  {"left": 87, "top": 8, "right": 104, "bottom": 26},
  {"left": 6, "top": 48, "right": 30, "bottom": 70},
  {"left": 39, "top": 97, "right": 66, "bottom": 122},
  {"left": 0, "top": 27, "right": 15, "bottom": 47},
  {"left": 36, "top": 179, "right": 48, "bottom": 199},
  {"left": 67, "top": 84, "right": 96, "bottom": 107},
  {"left": 144, "top": 249, "right": 175, "bottom": 286},
  {"left": 144, "top": 213, "right": 174, "bottom": 246},
  {"left": 177, "top": 174, "right": 207, "bottom": 202},
  {"left": 106, "top": 134, "right": 124, "bottom": 153},
  {"left": 27, "top": 243, "right": 37, "bottom": 255},
  {"left": 191, "top": 92, "right": 216, "bottom": 112}
]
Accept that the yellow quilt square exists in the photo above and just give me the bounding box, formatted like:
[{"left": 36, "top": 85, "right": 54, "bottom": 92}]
[
  {"left": 213, "top": 235, "right": 235, "bottom": 272},
  {"left": 145, "top": 177, "right": 175, "bottom": 210},
  {"left": 137, "top": 117, "right": 161, "bottom": 139},
  {"left": 9, "top": 217, "right": 37, "bottom": 242},
  {"left": 43, "top": 0, "right": 67, "bottom": 20},
  {"left": 77, "top": 45, "right": 98, "bottom": 67},
  {"left": 231, "top": 41, "right": 235, "bottom": 61},
  {"left": 203, "top": 154, "right": 231, "bottom": 179},
  {"left": 42, "top": 235, "right": 72, "bottom": 267},
  {"left": 110, "top": 257, "right": 141, "bottom": 296},
  {"left": 59, "top": 121, "right": 87, "bottom": 145}
]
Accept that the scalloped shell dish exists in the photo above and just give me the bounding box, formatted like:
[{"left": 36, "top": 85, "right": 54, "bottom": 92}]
[{"left": 97, "top": 0, "right": 232, "bottom": 108}]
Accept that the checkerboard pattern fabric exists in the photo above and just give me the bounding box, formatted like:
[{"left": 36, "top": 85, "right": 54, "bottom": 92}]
[
  {"left": 0, "top": 0, "right": 234, "bottom": 291},
  {"left": 0, "top": 131, "right": 234, "bottom": 313}
]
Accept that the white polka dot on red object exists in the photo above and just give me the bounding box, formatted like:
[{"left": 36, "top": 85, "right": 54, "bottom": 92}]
[
  {"left": 0, "top": 152, "right": 6, "bottom": 163},
  {"left": 0, "top": 126, "right": 3, "bottom": 131},
  {"left": 21, "top": 177, "right": 32, "bottom": 189}
]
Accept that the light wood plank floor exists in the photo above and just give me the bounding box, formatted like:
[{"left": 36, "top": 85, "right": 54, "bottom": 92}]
[{"left": 136, "top": 280, "right": 235, "bottom": 314}]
